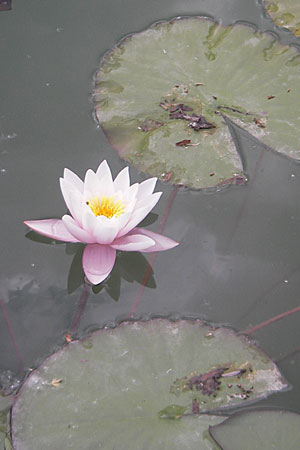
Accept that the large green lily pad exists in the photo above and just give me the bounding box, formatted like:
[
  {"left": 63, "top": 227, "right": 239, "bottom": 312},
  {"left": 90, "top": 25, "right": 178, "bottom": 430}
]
[
  {"left": 95, "top": 18, "right": 300, "bottom": 189},
  {"left": 264, "top": 1, "right": 300, "bottom": 36},
  {"left": 12, "top": 319, "right": 287, "bottom": 449},
  {"left": 209, "top": 409, "right": 300, "bottom": 450}
]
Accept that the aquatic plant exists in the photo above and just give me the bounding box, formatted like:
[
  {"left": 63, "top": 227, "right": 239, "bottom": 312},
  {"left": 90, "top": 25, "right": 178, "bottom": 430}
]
[
  {"left": 95, "top": 18, "right": 300, "bottom": 189},
  {"left": 11, "top": 319, "right": 287, "bottom": 449},
  {"left": 24, "top": 161, "right": 178, "bottom": 284}
]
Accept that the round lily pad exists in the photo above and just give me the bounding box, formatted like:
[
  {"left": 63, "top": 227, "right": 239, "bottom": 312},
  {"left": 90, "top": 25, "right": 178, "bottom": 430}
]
[
  {"left": 95, "top": 17, "right": 300, "bottom": 189},
  {"left": 209, "top": 409, "right": 300, "bottom": 450},
  {"left": 11, "top": 319, "right": 287, "bottom": 449},
  {"left": 264, "top": 1, "right": 300, "bottom": 36}
]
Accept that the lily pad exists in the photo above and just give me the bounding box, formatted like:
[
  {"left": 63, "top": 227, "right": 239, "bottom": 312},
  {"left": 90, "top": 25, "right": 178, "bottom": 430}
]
[
  {"left": 264, "top": 1, "right": 300, "bottom": 36},
  {"left": 11, "top": 319, "right": 286, "bottom": 449},
  {"left": 95, "top": 18, "right": 300, "bottom": 189},
  {"left": 0, "top": 396, "right": 13, "bottom": 450},
  {"left": 209, "top": 409, "right": 300, "bottom": 450}
]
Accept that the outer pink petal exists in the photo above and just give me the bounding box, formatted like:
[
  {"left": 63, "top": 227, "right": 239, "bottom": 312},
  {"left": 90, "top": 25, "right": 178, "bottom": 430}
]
[
  {"left": 62, "top": 215, "right": 95, "bottom": 243},
  {"left": 24, "top": 219, "right": 79, "bottom": 243},
  {"left": 82, "top": 244, "right": 116, "bottom": 284},
  {"left": 118, "top": 192, "right": 162, "bottom": 237},
  {"left": 131, "top": 227, "right": 179, "bottom": 252},
  {"left": 110, "top": 233, "right": 155, "bottom": 251}
]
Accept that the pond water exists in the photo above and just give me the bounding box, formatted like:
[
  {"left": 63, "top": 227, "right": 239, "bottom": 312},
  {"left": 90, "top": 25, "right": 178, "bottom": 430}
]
[{"left": 0, "top": 0, "right": 300, "bottom": 432}]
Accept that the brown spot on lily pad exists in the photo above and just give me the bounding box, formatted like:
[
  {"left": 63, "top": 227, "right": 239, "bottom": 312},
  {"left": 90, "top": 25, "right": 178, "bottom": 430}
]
[
  {"left": 253, "top": 117, "right": 266, "bottom": 128},
  {"left": 176, "top": 139, "right": 191, "bottom": 147},
  {"left": 139, "top": 119, "right": 164, "bottom": 132}
]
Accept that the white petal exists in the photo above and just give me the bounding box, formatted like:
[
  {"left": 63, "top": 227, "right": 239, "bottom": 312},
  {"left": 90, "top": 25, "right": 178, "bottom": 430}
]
[
  {"left": 68, "top": 191, "right": 85, "bottom": 226},
  {"left": 113, "top": 166, "right": 130, "bottom": 191},
  {"left": 84, "top": 169, "right": 99, "bottom": 195},
  {"left": 118, "top": 192, "right": 162, "bottom": 237},
  {"left": 125, "top": 183, "right": 139, "bottom": 201},
  {"left": 136, "top": 178, "right": 157, "bottom": 201},
  {"left": 63, "top": 168, "right": 84, "bottom": 193},
  {"left": 59, "top": 178, "right": 75, "bottom": 216},
  {"left": 62, "top": 215, "right": 95, "bottom": 243},
  {"left": 81, "top": 209, "right": 97, "bottom": 234},
  {"left": 92, "top": 216, "right": 119, "bottom": 245},
  {"left": 82, "top": 211, "right": 119, "bottom": 245},
  {"left": 121, "top": 191, "right": 137, "bottom": 216},
  {"left": 97, "top": 173, "right": 114, "bottom": 197},
  {"left": 112, "top": 211, "right": 131, "bottom": 231},
  {"left": 96, "top": 160, "right": 113, "bottom": 183}
]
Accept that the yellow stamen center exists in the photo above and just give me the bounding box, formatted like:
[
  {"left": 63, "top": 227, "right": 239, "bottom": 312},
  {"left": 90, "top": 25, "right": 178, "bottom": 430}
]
[{"left": 86, "top": 195, "right": 125, "bottom": 219}]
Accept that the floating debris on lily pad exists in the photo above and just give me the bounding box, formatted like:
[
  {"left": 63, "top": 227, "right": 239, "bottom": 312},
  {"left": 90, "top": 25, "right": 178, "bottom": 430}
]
[
  {"left": 209, "top": 408, "right": 300, "bottom": 450},
  {"left": 11, "top": 319, "right": 287, "bottom": 449},
  {"left": 264, "top": 0, "right": 300, "bottom": 36},
  {"left": 95, "top": 17, "right": 300, "bottom": 189}
]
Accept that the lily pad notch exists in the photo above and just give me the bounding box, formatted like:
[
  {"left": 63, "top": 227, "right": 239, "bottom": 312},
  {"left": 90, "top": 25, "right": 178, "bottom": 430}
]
[{"left": 95, "top": 17, "right": 300, "bottom": 189}]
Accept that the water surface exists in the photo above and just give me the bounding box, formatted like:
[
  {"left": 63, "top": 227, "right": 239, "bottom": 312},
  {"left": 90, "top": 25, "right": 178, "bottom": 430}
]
[{"left": 0, "top": 0, "right": 300, "bottom": 414}]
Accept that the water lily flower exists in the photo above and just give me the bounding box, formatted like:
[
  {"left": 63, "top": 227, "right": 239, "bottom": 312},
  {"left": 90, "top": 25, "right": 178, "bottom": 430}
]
[{"left": 24, "top": 161, "right": 178, "bottom": 284}]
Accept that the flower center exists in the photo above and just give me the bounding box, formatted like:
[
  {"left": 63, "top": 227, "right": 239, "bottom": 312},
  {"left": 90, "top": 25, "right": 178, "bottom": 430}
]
[{"left": 86, "top": 195, "right": 125, "bottom": 219}]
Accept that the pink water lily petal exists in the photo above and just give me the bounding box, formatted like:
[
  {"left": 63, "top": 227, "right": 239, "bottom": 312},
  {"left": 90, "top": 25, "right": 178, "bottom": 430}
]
[
  {"left": 96, "top": 160, "right": 113, "bottom": 183},
  {"left": 25, "top": 161, "right": 179, "bottom": 287},
  {"left": 122, "top": 191, "right": 138, "bottom": 217},
  {"left": 63, "top": 168, "right": 84, "bottom": 193},
  {"left": 136, "top": 178, "right": 157, "bottom": 203},
  {"left": 68, "top": 190, "right": 85, "bottom": 226},
  {"left": 113, "top": 211, "right": 132, "bottom": 230},
  {"left": 84, "top": 169, "right": 100, "bottom": 196},
  {"left": 62, "top": 215, "right": 95, "bottom": 243},
  {"left": 93, "top": 217, "right": 119, "bottom": 245},
  {"left": 131, "top": 227, "right": 179, "bottom": 252},
  {"left": 110, "top": 233, "right": 155, "bottom": 251},
  {"left": 24, "top": 219, "right": 79, "bottom": 243},
  {"left": 83, "top": 213, "right": 119, "bottom": 245},
  {"left": 98, "top": 173, "right": 115, "bottom": 197},
  {"left": 126, "top": 182, "right": 139, "bottom": 198},
  {"left": 60, "top": 179, "right": 84, "bottom": 225},
  {"left": 59, "top": 178, "right": 74, "bottom": 215},
  {"left": 118, "top": 192, "right": 162, "bottom": 237},
  {"left": 113, "top": 166, "right": 130, "bottom": 191},
  {"left": 83, "top": 244, "right": 116, "bottom": 284}
]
